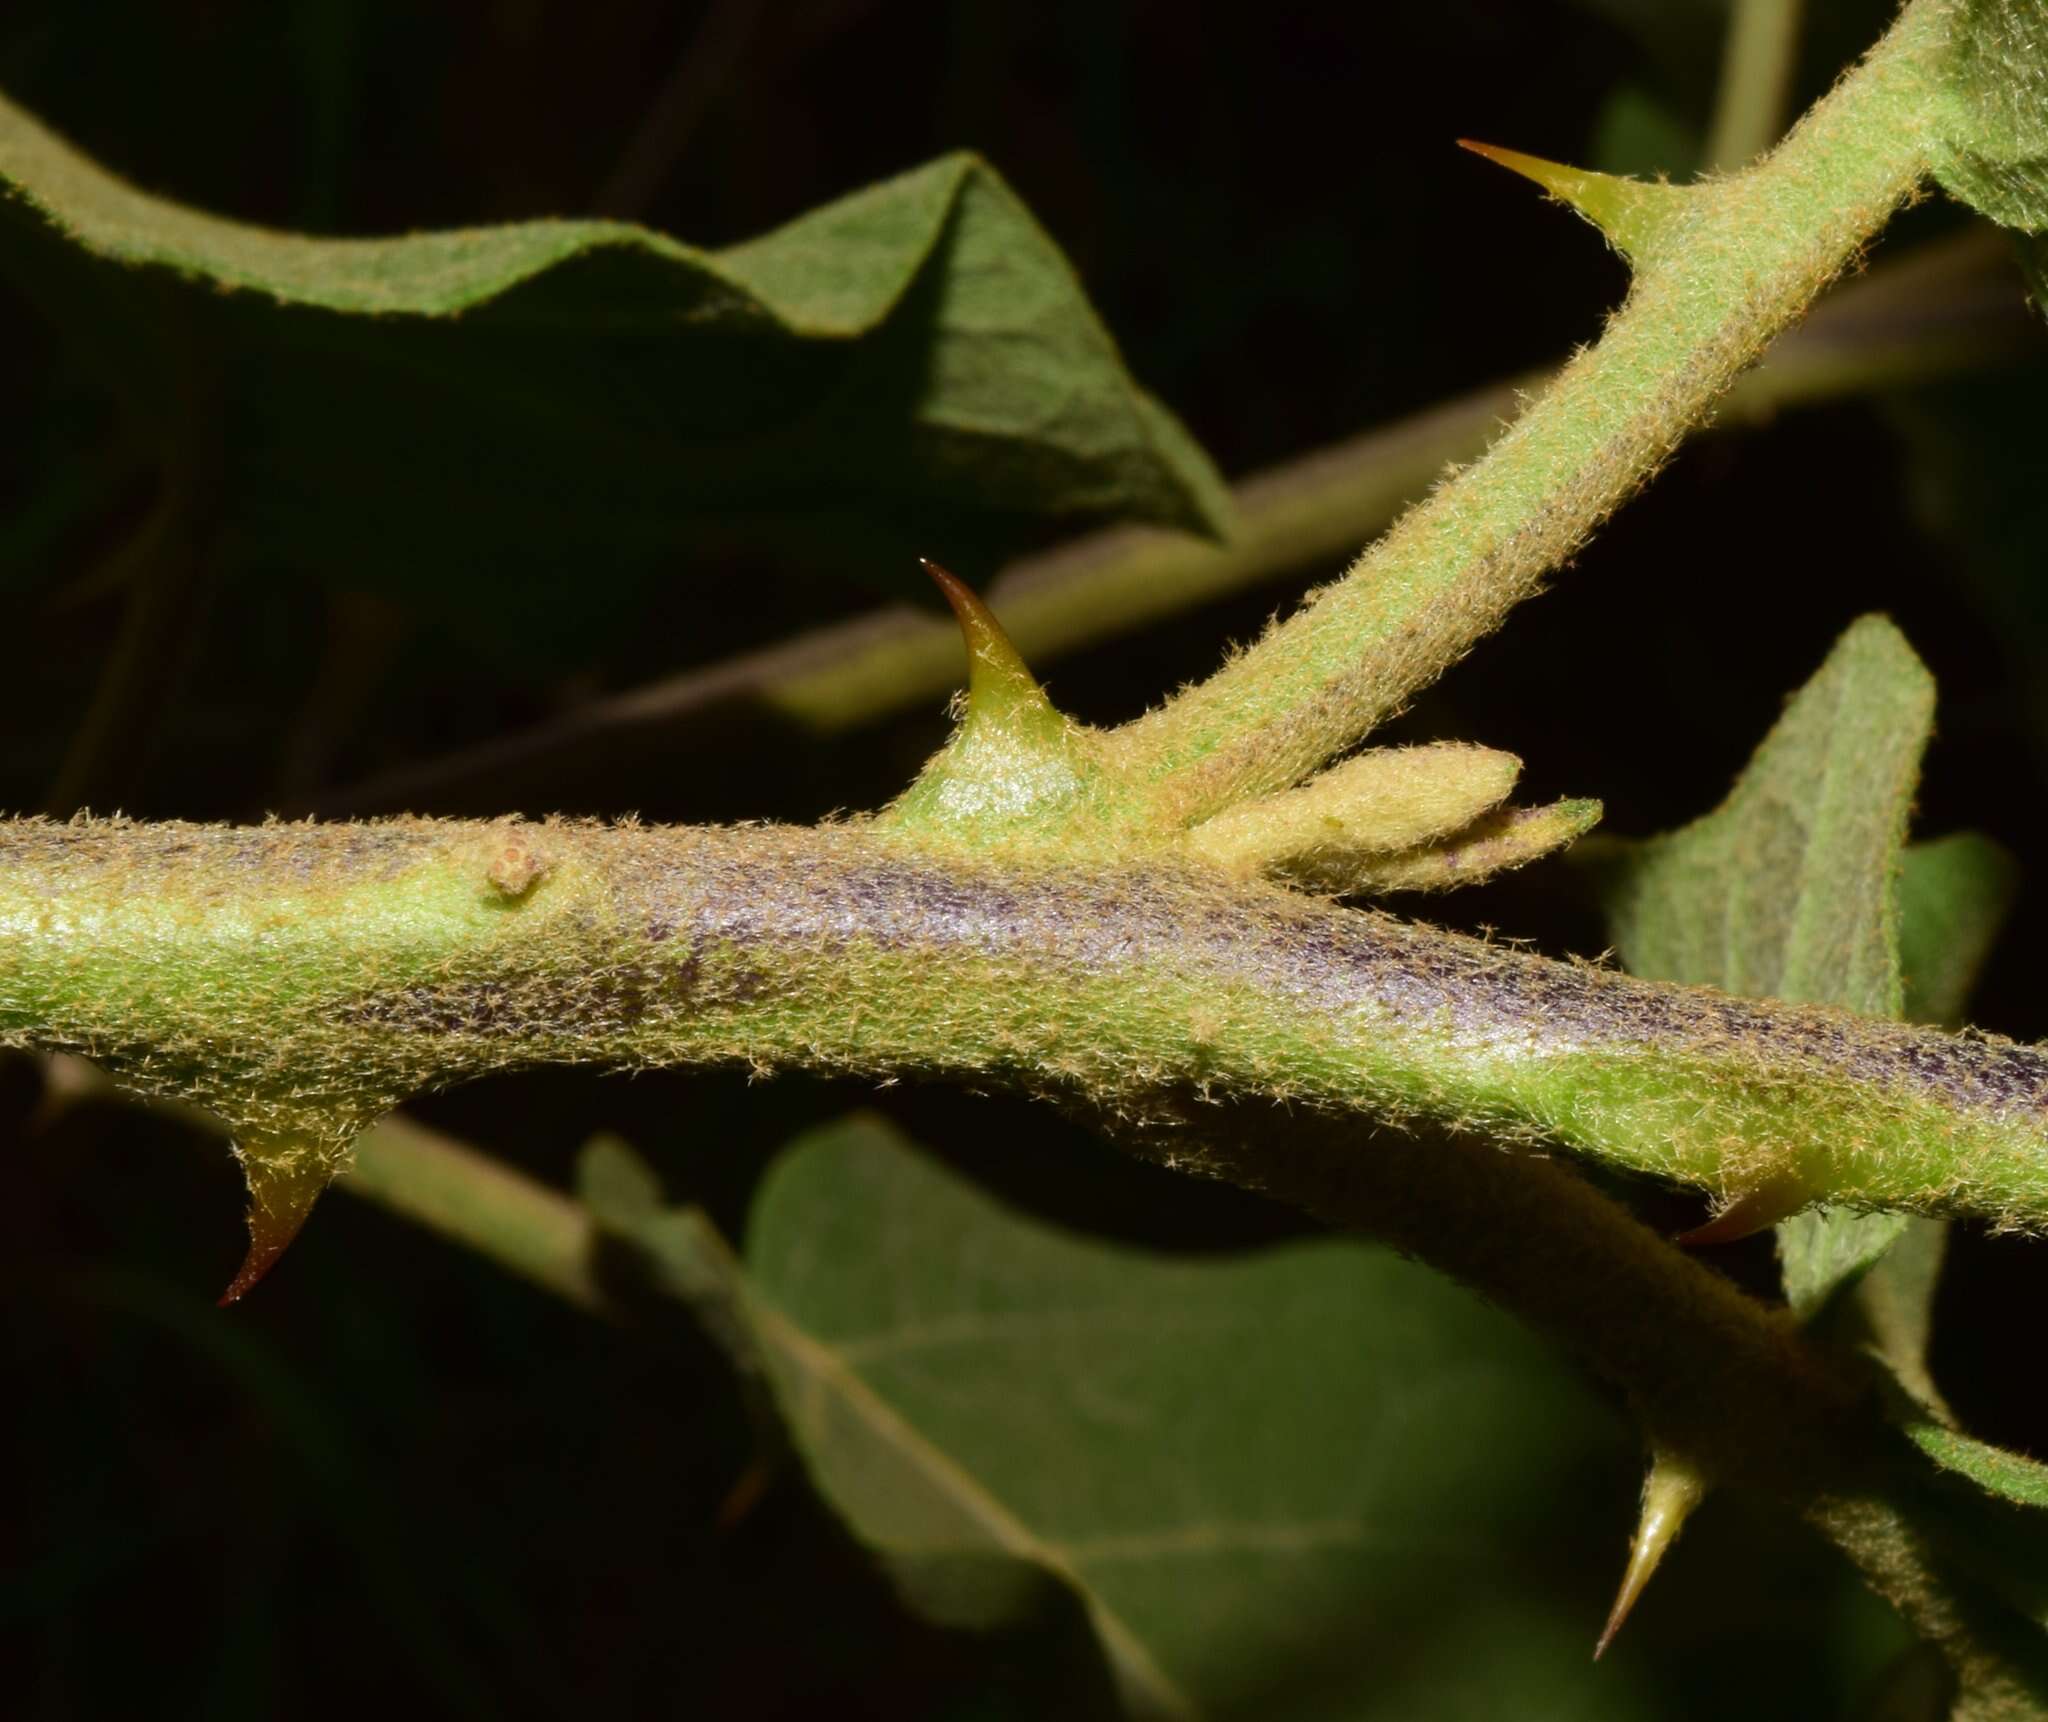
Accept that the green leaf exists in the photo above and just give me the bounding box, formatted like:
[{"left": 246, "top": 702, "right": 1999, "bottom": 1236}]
[
  {"left": 1597, "top": 614, "right": 1931, "bottom": 1016},
  {"left": 1849, "top": 1217, "right": 1953, "bottom": 1420},
  {"left": 744, "top": 1114, "right": 1642, "bottom": 1722},
  {"left": 1837, "top": 837, "right": 2011, "bottom": 1410},
  {"left": 0, "top": 87, "right": 1228, "bottom": 657},
  {"left": 1897, "top": 832, "right": 2020, "bottom": 1028},
  {"left": 1932, "top": 0, "right": 2048, "bottom": 230},
  {"left": 1931, "top": 0, "right": 2048, "bottom": 308},
  {"left": 1595, "top": 615, "right": 1935, "bottom": 1317},
  {"left": 1588, "top": 85, "right": 1703, "bottom": 181}
]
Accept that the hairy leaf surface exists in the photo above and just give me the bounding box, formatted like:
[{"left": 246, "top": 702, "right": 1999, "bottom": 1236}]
[
  {"left": 1932, "top": 0, "right": 2048, "bottom": 308},
  {"left": 1898, "top": 831, "right": 2020, "bottom": 1028}
]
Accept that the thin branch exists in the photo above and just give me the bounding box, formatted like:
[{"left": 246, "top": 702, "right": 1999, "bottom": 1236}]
[
  {"left": 273, "top": 592, "right": 413, "bottom": 800},
  {"left": 1109, "top": 3, "right": 1948, "bottom": 823},
  {"left": 43, "top": 481, "right": 215, "bottom": 817},
  {"left": 1707, "top": 0, "right": 1807, "bottom": 172},
  {"left": 591, "top": 0, "right": 761, "bottom": 219},
  {"left": 42, "top": 282, "right": 223, "bottom": 819},
  {"left": 347, "top": 1113, "right": 609, "bottom": 1312}
]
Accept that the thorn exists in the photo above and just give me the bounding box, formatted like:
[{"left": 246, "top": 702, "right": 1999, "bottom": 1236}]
[
  {"left": 1675, "top": 1172, "right": 1812, "bottom": 1247},
  {"left": 219, "top": 1148, "right": 330, "bottom": 1305},
  {"left": 1458, "top": 140, "right": 1688, "bottom": 266},
  {"left": 919, "top": 558, "right": 1048, "bottom": 720},
  {"left": 1596, "top": 1449, "right": 1706, "bottom": 1659},
  {"left": 882, "top": 558, "right": 1085, "bottom": 835}
]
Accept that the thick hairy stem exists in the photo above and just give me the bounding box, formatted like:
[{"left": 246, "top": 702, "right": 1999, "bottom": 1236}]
[
  {"left": 1110, "top": 0, "right": 1949, "bottom": 822},
  {"left": 9, "top": 816, "right": 2048, "bottom": 1231}
]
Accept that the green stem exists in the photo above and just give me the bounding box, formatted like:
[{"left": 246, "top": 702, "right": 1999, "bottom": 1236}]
[
  {"left": 1111, "top": 0, "right": 1948, "bottom": 823},
  {"left": 349, "top": 1114, "right": 608, "bottom": 1312},
  {"left": 9, "top": 816, "right": 2048, "bottom": 1230},
  {"left": 1708, "top": 0, "right": 1806, "bottom": 172}
]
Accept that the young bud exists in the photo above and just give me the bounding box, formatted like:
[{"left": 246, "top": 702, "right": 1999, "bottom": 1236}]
[
  {"left": 1329, "top": 798, "right": 1603, "bottom": 895},
  {"left": 1186, "top": 744, "right": 1520, "bottom": 876}
]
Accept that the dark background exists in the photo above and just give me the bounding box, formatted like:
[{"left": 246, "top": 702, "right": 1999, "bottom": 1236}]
[{"left": 5, "top": 2, "right": 2047, "bottom": 1716}]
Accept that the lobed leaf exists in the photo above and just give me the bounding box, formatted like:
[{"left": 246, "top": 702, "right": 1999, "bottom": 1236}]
[{"left": 0, "top": 89, "right": 1228, "bottom": 658}]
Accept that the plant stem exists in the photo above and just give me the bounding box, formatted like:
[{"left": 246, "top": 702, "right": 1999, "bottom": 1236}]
[
  {"left": 348, "top": 1114, "right": 608, "bottom": 1312},
  {"left": 1708, "top": 0, "right": 1808, "bottom": 171},
  {"left": 1111, "top": 0, "right": 1949, "bottom": 823},
  {"left": 10, "top": 816, "right": 2048, "bottom": 1230},
  {"left": 307, "top": 226, "right": 2033, "bottom": 819},
  {"left": 591, "top": 0, "right": 761, "bottom": 218}
]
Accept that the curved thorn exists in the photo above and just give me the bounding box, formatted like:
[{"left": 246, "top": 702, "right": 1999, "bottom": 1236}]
[
  {"left": 919, "top": 558, "right": 1044, "bottom": 717},
  {"left": 1596, "top": 1449, "right": 1707, "bottom": 1659},
  {"left": 219, "top": 1149, "right": 330, "bottom": 1305}
]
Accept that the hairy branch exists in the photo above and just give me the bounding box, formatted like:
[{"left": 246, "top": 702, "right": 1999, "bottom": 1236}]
[
  {"left": 8, "top": 817, "right": 2048, "bottom": 1236},
  {"left": 1110, "top": 1, "right": 1948, "bottom": 822}
]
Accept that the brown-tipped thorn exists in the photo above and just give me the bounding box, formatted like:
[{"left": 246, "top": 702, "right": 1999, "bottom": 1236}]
[
  {"left": 919, "top": 557, "right": 1044, "bottom": 714},
  {"left": 1674, "top": 1172, "right": 1812, "bottom": 1248},
  {"left": 1595, "top": 1450, "right": 1706, "bottom": 1659},
  {"left": 219, "top": 1154, "right": 329, "bottom": 1305}
]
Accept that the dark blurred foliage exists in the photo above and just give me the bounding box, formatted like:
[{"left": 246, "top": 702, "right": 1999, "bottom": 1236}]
[{"left": 6, "top": 1, "right": 2048, "bottom": 1717}]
